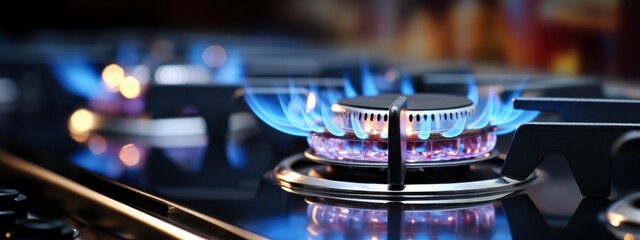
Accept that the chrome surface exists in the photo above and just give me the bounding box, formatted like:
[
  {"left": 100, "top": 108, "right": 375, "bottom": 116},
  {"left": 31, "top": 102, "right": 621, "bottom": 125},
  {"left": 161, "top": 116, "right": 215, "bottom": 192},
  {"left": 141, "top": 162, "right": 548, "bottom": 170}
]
[
  {"left": 331, "top": 94, "right": 476, "bottom": 133},
  {"left": 269, "top": 153, "right": 542, "bottom": 204},
  {"left": 332, "top": 103, "right": 476, "bottom": 132},
  {"left": 81, "top": 109, "right": 207, "bottom": 137},
  {"left": 605, "top": 192, "right": 640, "bottom": 239},
  {"left": 304, "top": 149, "right": 499, "bottom": 168},
  {"left": 0, "top": 150, "right": 265, "bottom": 240}
]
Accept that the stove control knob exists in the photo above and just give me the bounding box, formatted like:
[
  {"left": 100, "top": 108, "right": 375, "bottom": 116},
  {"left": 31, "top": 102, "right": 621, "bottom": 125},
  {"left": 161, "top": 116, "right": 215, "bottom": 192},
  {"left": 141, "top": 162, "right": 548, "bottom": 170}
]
[
  {"left": 0, "top": 189, "right": 18, "bottom": 208},
  {"left": 14, "top": 219, "right": 75, "bottom": 240},
  {"left": 0, "top": 210, "right": 15, "bottom": 233},
  {"left": 0, "top": 189, "right": 26, "bottom": 220}
]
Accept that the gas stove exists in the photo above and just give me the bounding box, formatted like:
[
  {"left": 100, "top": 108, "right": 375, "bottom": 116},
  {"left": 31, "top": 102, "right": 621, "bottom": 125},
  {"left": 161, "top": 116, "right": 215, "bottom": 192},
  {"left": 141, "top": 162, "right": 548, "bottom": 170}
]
[
  {"left": 0, "top": 37, "right": 640, "bottom": 239},
  {"left": 266, "top": 92, "right": 540, "bottom": 204}
]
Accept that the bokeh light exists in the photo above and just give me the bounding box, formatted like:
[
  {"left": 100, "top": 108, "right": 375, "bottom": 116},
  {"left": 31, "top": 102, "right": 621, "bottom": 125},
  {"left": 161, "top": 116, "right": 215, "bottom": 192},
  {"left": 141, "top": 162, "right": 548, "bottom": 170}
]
[
  {"left": 119, "top": 143, "right": 141, "bottom": 167},
  {"left": 101, "top": 64, "right": 125, "bottom": 92},
  {"left": 119, "top": 76, "right": 141, "bottom": 99},
  {"left": 69, "top": 109, "right": 95, "bottom": 134},
  {"left": 202, "top": 45, "right": 227, "bottom": 67}
]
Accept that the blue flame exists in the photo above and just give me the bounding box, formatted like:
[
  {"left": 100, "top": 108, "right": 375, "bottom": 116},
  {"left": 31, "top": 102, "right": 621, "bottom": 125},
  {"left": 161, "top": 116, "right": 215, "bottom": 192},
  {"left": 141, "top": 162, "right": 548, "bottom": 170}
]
[
  {"left": 442, "top": 117, "right": 466, "bottom": 138},
  {"left": 343, "top": 75, "right": 357, "bottom": 98},
  {"left": 187, "top": 41, "right": 209, "bottom": 65},
  {"left": 226, "top": 141, "right": 248, "bottom": 169},
  {"left": 417, "top": 116, "right": 432, "bottom": 140},
  {"left": 495, "top": 110, "right": 538, "bottom": 135},
  {"left": 321, "top": 99, "right": 345, "bottom": 136},
  {"left": 466, "top": 75, "right": 479, "bottom": 105},
  {"left": 463, "top": 78, "right": 539, "bottom": 135},
  {"left": 244, "top": 80, "right": 348, "bottom": 137},
  {"left": 278, "top": 92, "right": 309, "bottom": 131},
  {"left": 213, "top": 47, "right": 244, "bottom": 84},
  {"left": 350, "top": 115, "right": 368, "bottom": 139},
  {"left": 400, "top": 75, "right": 415, "bottom": 95},
  {"left": 361, "top": 62, "right": 378, "bottom": 96},
  {"left": 488, "top": 78, "right": 539, "bottom": 134},
  {"left": 326, "top": 83, "right": 345, "bottom": 104},
  {"left": 283, "top": 83, "right": 324, "bottom": 133},
  {"left": 244, "top": 88, "right": 308, "bottom": 136},
  {"left": 467, "top": 89, "right": 494, "bottom": 129},
  {"left": 302, "top": 107, "right": 325, "bottom": 133},
  {"left": 48, "top": 55, "right": 111, "bottom": 100},
  {"left": 116, "top": 40, "right": 139, "bottom": 67},
  {"left": 245, "top": 75, "right": 538, "bottom": 139}
]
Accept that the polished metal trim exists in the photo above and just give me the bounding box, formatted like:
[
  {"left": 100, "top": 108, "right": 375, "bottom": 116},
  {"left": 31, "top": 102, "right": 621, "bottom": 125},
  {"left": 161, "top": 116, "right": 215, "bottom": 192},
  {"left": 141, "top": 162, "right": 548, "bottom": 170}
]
[
  {"left": 304, "top": 149, "right": 499, "bottom": 168},
  {"left": 332, "top": 103, "right": 476, "bottom": 132},
  {"left": 81, "top": 109, "right": 207, "bottom": 137},
  {"left": 270, "top": 153, "right": 541, "bottom": 204}
]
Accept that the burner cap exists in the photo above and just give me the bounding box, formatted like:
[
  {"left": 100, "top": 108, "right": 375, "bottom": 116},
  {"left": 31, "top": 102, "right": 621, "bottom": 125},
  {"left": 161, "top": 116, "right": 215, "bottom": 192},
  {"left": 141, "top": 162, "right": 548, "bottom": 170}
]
[
  {"left": 338, "top": 94, "right": 472, "bottom": 111},
  {"left": 331, "top": 93, "right": 477, "bottom": 134},
  {"left": 316, "top": 93, "right": 492, "bottom": 166}
]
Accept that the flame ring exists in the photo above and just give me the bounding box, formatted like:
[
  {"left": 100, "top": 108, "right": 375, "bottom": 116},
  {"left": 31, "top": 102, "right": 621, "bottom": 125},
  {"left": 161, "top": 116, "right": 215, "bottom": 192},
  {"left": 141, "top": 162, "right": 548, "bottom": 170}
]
[{"left": 307, "top": 125, "right": 497, "bottom": 166}]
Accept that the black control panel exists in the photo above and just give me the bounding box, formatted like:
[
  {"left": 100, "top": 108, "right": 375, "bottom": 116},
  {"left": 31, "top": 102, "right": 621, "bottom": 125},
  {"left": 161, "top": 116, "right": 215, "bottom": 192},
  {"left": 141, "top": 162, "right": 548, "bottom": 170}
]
[{"left": 0, "top": 189, "right": 78, "bottom": 240}]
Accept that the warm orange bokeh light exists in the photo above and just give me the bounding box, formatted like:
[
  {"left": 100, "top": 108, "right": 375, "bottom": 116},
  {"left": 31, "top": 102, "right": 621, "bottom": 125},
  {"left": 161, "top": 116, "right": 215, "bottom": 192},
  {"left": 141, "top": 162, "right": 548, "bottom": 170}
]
[
  {"left": 69, "top": 109, "right": 95, "bottom": 134},
  {"left": 119, "top": 76, "right": 141, "bottom": 99},
  {"left": 102, "top": 64, "right": 125, "bottom": 92}
]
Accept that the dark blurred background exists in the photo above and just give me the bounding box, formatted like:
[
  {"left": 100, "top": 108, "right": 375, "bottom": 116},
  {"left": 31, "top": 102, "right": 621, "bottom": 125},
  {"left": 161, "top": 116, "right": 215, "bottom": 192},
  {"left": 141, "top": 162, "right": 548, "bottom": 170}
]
[{"left": 1, "top": 0, "right": 638, "bottom": 78}]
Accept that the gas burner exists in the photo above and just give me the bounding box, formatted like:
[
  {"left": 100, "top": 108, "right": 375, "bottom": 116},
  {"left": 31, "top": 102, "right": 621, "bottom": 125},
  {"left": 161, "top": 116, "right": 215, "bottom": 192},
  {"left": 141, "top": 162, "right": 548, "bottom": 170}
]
[
  {"left": 308, "top": 94, "right": 497, "bottom": 167},
  {"left": 268, "top": 153, "right": 541, "bottom": 204},
  {"left": 306, "top": 129, "right": 496, "bottom": 168},
  {"left": 266, "top": 93, "right": 541, "bottom": 204}
]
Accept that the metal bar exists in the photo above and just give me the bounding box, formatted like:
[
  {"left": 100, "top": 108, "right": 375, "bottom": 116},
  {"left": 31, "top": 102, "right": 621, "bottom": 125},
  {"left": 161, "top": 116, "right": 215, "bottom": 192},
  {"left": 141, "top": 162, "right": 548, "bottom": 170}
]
[
  {"left": 387, "top": 96, "right": 407, "bottom": 190},
  {"left": 514, "top": 97, "right": 640, "bottom": 123}
]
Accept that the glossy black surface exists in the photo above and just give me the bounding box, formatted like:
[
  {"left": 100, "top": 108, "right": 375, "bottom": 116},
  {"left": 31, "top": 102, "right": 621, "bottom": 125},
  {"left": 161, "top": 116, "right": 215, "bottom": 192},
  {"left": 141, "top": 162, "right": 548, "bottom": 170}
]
[
  {"left": 0, "top": 92, "right": 628, "bottom": 240},
  {"left": 0, "top": 42, "right": 635, "bottom": 239},
  {"left": 387, "top": 96, "right": 407, "bottom": 189}
]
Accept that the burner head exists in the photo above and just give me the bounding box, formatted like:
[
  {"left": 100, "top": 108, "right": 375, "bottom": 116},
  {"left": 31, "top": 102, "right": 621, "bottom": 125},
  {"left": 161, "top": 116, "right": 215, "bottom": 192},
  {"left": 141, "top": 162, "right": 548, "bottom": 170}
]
[
  {"left": 308, "top": 93, "right": 496, "bottom": 166},
  {"left": 333, "top": 94, "right": 476, "bottom": 134}
]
